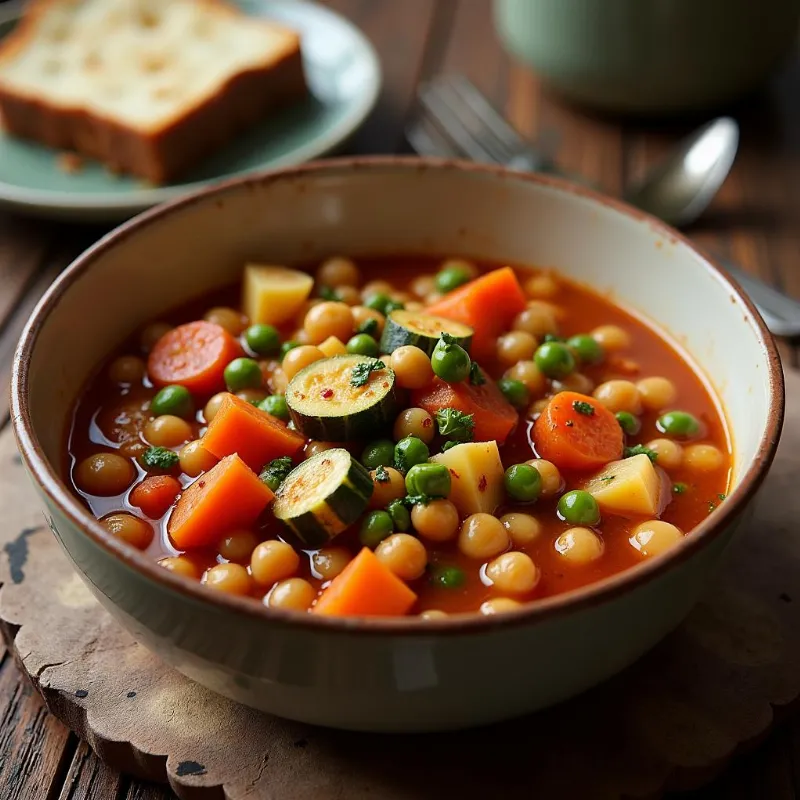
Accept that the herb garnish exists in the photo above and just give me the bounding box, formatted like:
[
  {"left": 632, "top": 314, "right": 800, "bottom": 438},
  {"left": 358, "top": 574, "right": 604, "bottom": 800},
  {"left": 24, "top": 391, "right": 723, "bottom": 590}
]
[
  {"left": 350, "top": 359, "right": 385, "bottom": 387},
  {"left": 374, "top": 465, "right": 390, "bottom": 483},
  {"left": 435, "top": 408, "right": 475, "bottom": 442},
  {"left": 572, "top": 400, "right": 595, "bottom": 416},
  {"left": 357, "top": 318, "right": 379, "bottom": 336},
  {"left": 623, "top": 444, "right": 658, "bottom": 463},
  {"left": 469, "top": 361, "right": 486, "bottom": 385},
  {"left": 259, "top": 456, "right": 294, "bottom": 491},
  {"left": 672, "top": 482, "right": 688, "bottom": 495},
  {"left": 141, "top": 446, "right": 179, "bottom": 470}
]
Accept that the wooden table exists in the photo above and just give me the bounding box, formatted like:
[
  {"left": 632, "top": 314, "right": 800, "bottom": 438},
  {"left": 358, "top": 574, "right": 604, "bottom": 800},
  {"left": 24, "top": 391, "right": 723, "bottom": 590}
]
[{"left": 0, "top": 1, "right": 799, "bottom": 797}]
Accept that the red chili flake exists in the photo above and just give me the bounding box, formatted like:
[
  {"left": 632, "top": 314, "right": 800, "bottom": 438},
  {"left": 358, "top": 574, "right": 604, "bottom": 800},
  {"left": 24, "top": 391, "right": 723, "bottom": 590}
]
[
  {"left": 321, "top": 388, "right": 334, "bottom": 399},
  {"left": 198, "top": 481, "right": 206, "bottom": 489},
  {"left": 478, "top": 475, "right": 487, "bottom": 492},
  {"left": 422, "top": 417, "right": 433, "bottom": 428}
]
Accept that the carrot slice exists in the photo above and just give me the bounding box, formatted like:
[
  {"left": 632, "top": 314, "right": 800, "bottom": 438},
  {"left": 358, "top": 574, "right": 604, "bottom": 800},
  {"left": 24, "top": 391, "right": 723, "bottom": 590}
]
[
  {"left": 313, "top": 547, "right": 417, "bottom": 617},
  {"left": 426, "top": 267, "right": 527, "bottom": 362},
  {"left": 129, "top": 475, "right": 182, "bottom": 519},
  {"left": 201, "top": 393, "right": 305, "bottom": 471},
  {"left": 411, "top": 375, "right": 519, "bottom": 444},
  {"left": 168, "top": 454, "right": 273, "bottom": 549},
  {"left": 147, "top": 321, "right": 241, "bottom": 395},
  {"left": 533, "top": 391, "right": 624, "bottom": 471}
]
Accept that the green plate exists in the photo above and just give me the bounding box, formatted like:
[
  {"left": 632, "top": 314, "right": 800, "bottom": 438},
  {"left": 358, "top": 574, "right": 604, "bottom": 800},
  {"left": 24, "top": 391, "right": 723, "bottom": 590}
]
[{"left": 0, "top": 0, "right": 381, "bottom": 222}]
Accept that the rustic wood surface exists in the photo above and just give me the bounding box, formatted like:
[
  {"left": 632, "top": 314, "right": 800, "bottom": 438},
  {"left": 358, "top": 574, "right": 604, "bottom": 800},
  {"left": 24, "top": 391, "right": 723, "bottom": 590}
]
[{"left": 0, "top": 0, "right": 798, "bottom": 797}]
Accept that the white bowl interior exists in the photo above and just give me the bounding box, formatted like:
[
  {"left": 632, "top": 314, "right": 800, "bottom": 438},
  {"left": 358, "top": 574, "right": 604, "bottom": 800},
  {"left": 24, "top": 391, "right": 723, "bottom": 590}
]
[{"left": 26, "top": 163, "right": 771, "bottom": 493}]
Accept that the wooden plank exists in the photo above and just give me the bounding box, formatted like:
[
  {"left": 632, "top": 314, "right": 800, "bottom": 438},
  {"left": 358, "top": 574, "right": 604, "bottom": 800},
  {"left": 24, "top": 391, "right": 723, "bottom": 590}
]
[
  {"left": 57, "top": 740, "right": 127, "bottom": 800},
  {"left": 125, "top": 782, "right": 174, "bottom": 800}
]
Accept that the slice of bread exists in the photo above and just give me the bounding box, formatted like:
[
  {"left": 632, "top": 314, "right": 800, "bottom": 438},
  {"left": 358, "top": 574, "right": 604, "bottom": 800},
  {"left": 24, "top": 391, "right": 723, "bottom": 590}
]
[{"left": 0, "top": 0, "right": 307, "bottom": 183}]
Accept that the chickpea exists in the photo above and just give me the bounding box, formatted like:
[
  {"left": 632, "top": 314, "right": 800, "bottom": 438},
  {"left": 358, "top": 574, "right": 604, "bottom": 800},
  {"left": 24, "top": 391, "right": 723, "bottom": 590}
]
[
  {"left": 425, "top": 291, "right": 443, "bottom": 305},
  {"left": 271, "top": 367, "right": 289, "bottom": 394},
  {"left": 375, "top": 533, "right": 428, "bottom": 581},
  {"left": 646, "top": 438, "right": 683, "bottom": 470},
  {"left": 236, "top": 388, "right": 268, "bottom": 405},
  {"left": 305, "top": 441, "right": 334, "bottom": 458},
  {"left": 480, "top": 597, "right": 521, "bottom": 615},
  {"left": 204, "top": 563, "right": 253, "bottom": 595},
  {"left": 496, "top": 331, "right": 537, "bottom": 367},
  {"left": 158, "top": 556, "right": 198, "bottom": 578},
  {"left": 505, "top": 361, "right": 547, "bottom": 397},
  {"left": 526, "top": 459, "right": 562, "bottom": 497},
  {"left": 139, "top": 322, "right": 172, "bottom": 353},
  {"left": 144, "top": 415, "right": 193, "bottom": 448},
  {"left": 486, "top": 552, "right": 540, "bottom": 594},
  {"left": 336, "top": 286, "right": 361, "bottom": 306},
  {"left": 637, "top": 377, "right": 677, "bottom": 411},
  {"left": 394, "top": 408, "right": 435, "bottom": 443},
  {"left": 250, "top": 540, "right": 300, "bottom": 586},
  {"left": 554, "top": 527, "right": 604, "bottom": 564},
  {"left": 268, "top": 578, "right": 316, "bottom": 611},
  {"left": 513, "top": 301, "right": 559, "bottom": 338},
  {"left": 629, "top": 520, "right": 684, "bottom": 558},
  {"left": 317, "top": 256, "right": 360, "bottom": 288},
  {"left": 524, "top": 272, "right": 559, "bottom": 299},
  {"left": 391, "top": 345, "right": 434, "bottom": 389},
  {"left": 293, "top": 328, "right": 312, "bottom": 345},
  {"left": 411, "top": 499, "right": 460, "bottom": 542},
  {"left": 369, "top": 467, "right": 406, "bottom": 508},
  {"left": 118, "top": 438, "right": 148, "bottom": 459},
  {"left": 282, "top": 345, "right": 325, "bottom": 381},
  {"left": 458, "top": 513, "right": 509, "bottom": 560},
  {"left": 103, "top": 513, "right": 153, "bottom": 550},
  {"left": 593, "top": 380, "right": 642, "bottom": 414},
  {"left": 350, "top": 305, "right": 385, "bottom": 336},
  {"left": 218, "top": 530, "right": 259, "bottom": 563},
  {"left": 440, "top": 257, "right": 479, "bottom": 280},
  {"left": 405, "top": 300, "right": 425, "bottom": 313},
  {"left": 683, "top": 444, "right": 724, "bottom": 473},
  {"left": 204, "top": 392, "right": 229, "bottom": 423},
  {"left": 554, "top": 372, "right": 594, "bottom": 395},
  {"left": 361, "top": 280, "right": 393, "bottom": 301},
  {"left": 391, "top": 291, "right": 414, "bottom": 305},
  {"left": 591, "top": 325, "right": 630, "bottom": 351},
  {"left": 411, "top": 274, "right": 437, "bottom": 298},
  {"left": 303, "top": 302, "right": 354, "bottom": 344},
  {"left": 108, "top": 355, "right": 146, "bottom": 385},
  {"left": 312, "top": 547, "right": 352, "bottom": 581},
  {"left": 500, "top": 513, "right": 542, "bottom": 546},
  {"left": 75, "top": 453, "right": 135, "bottom": 496},
  {"left": 529, "top": 398, "right": 550, "bottom": 417},
  {"left": 420, "top": 609, "right": 448, "bottom": 620},
  {"left": 204, "top": 307, "right": 247, "bottom": 336}
]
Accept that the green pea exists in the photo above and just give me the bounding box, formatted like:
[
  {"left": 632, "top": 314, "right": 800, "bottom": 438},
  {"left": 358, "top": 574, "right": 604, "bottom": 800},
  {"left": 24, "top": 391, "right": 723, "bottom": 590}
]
[
  {"left": 258, "top": 394, "right": 289, "bottom": 421},
  {"left": 405, "top": 463, "right": 451, "bottom": 497},
  {"left": 361, "top": 439, "right": 396, "bottom": 469},
  {"left": 498, "top": 377, "right": 530, "bottom": 409},
  {"left": 431, "top": 565, "right": 465, "bottom": 589},
  {"left": 244, "top": 324, "right": 280, "bottom": 356},
  {"left": 557, "top": 490, "right": 600, "bottom": 526},
  {"left": 280, "top": 340, "right": 300, "bottom": 359},
  {"left": 394, "top": 436, "right": 430, "bottom": 473},
  {"left": 150, "top": 385, "right": 193, "bottom": 419},
  {"left": 435, "top": 265, "right": 472, "bottom": 294},
  {"left": 657, "top": 410, "right": 701, "bottom": 438},
  {"left": 387, "top": 499, "right": 411, "bottom": 532},
  {"left": 224, "top": 357, "right": 262, "bottom": 391},
  {"left": 431, "top": 337, "right": 471, "bottom": 383},
  {"left": 504, "top": 464, "right": 542, "bottom": 503},
  {"left": 383, "top": 299, "right": 405, "bottom": 314},
  {"left": 615, "top": 411, "right": 641, "bottom": 436},
  {"left": 346, "top": 333, "right": 380, "bottom": 357},
  {"left": 534, "top": 341, "right": 575, "bottom": 379},
  {"left": 365, "top": 293, "right": 394, "bottom": 315},
  {"left": 567, "top": 334, "right": 604, "bottom": 365},
  {"left": 359, "top": 510, "right": 394, "bottom": 548}
]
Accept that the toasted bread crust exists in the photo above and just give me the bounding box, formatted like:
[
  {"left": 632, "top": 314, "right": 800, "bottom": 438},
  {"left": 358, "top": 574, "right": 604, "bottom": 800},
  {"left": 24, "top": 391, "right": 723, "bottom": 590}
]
[{"left": 0, "top": 0, "right": 308, "bottom": 183}]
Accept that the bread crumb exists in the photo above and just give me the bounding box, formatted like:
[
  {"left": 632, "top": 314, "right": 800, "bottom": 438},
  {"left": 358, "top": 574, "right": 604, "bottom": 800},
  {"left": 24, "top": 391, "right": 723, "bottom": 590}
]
[{"left": 57, "top": 152, "right": 83, "bottom": 174}]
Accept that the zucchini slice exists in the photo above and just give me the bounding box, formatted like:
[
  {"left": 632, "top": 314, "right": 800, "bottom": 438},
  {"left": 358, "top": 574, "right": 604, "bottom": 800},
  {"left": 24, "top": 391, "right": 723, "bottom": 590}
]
[
  {"left": 380, "top": 309, "right": 473, "bottom": 355},
  {"left": 273, "top": 448, "right": 373, "bottom": 546},
  {"left": 286, "top": 354, "right": 398, "bottom": 441}
]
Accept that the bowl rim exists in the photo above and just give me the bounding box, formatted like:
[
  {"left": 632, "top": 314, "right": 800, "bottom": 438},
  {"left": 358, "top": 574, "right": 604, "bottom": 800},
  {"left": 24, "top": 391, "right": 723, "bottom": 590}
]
[{"left": 11, "top": 155, "right": 785, "bottom": 636}]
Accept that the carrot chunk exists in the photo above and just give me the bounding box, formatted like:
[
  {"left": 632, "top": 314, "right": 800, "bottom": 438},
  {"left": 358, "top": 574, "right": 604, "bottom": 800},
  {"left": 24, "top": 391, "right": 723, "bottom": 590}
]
[
  {"left": 168, "top": 454, "right": 273, "bottom": 549},
  {"left": 426, "top": 267, "right": 527, "bottom": 362},
  {"left": 533, "top": 391, "right": 624, "bottom": 471},
  {"left": 129, "top": 475, "right": 182, "bottom": 519},
  {"left": 412, "top": 375, "right": 519, "bottom": 444},
  {"left": 201, "top": 393, "right": 305, "bottom": 471},
  {"left": 147, "top": 321, "right": 241, "bottom": 395},
  {"left": 313, "top": 547, "right": 417, "bottom": 617}
]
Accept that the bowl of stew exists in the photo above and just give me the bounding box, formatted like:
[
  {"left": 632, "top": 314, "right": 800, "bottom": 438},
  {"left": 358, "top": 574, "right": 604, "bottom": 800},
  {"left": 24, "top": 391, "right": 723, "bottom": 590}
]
[{"left": 12, "top": 158, "right": 783, "bottom": 732}]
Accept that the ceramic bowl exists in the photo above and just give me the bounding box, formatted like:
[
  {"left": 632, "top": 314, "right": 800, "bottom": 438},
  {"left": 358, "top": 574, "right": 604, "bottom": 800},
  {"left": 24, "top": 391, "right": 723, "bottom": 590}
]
[{"left": 11, "top": 159, "right": 784, "bottom": 732}]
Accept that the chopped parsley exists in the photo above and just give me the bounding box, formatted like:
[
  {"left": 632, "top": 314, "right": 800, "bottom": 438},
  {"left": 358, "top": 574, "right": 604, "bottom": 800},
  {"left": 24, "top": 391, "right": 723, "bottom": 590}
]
[
  {"left": 708, "top": 500, "right": 717, "bottom": 513},
  {"left": 402, "top": 494, "right": 435, "bottom": 507},
  {"left": 374, "top": 465, "right": 390, "bottom": 483},
  {"left": 440, "top": 331, "right": 459, "bottom": 346},
  {"left": 357, "top": 318, "right": 379, "bottom": 336},
  {"left": 441, "top": 440, "right": 459, "bottom": 452},
  {"left": 623, "top": 444, "right": 658, "bottom": 463},
  {"left": 718, "top": 492, "right": 727, "bottom": 501},
  {"left": 140, "top": 446, "right": 179, "bottom": 470},
  {"left": 599, "top": 474, "right": 616, "bottom": 483},
  {"left": 435, "top": 408, "right": 475, "bottom": 442},
  {"left": 469, "top": 361, "right": 486, "bottom": 385},
  {"left": 672, "top": 482, "right": 688, "bottom": 495},
  {"left": 259, "top": 456, "right": 294, "bottom": 491},
  {"left": 350, "top": 359, "right": 385, "bottom": 387},
  {"left": 572, "top": 400, "right": 595, "bottom": 416}
]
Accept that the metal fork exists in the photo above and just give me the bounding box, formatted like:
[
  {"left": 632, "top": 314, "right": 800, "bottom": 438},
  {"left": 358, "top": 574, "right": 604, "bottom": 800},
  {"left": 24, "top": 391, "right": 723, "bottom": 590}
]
[{"left": 407, "top": 74, "right": 800, "bottom": 339}]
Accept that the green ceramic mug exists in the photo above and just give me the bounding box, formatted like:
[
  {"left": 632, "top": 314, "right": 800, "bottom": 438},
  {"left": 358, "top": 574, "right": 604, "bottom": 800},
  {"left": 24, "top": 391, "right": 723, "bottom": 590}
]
[{"left": 493, "top": 0, "right": 800, "bottom": 115}]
